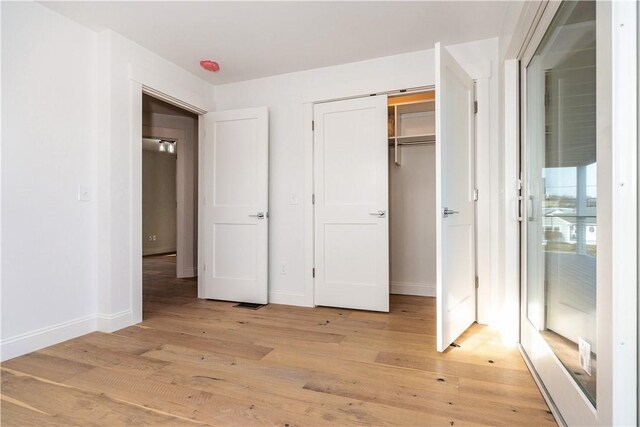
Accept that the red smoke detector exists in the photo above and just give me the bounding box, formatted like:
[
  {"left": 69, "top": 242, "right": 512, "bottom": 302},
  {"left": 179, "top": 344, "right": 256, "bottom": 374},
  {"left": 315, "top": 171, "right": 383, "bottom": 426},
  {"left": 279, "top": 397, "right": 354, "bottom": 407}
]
[{"left": 200, "top": 60, "right": 220, "bottom": 72}]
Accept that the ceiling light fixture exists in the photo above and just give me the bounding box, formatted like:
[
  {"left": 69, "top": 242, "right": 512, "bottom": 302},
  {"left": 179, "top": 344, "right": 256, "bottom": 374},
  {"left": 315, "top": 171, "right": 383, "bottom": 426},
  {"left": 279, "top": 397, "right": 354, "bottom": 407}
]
[
  {"left": 200, "top": 59, "right": 220, "bottom": 72},
  {"left": 158, "top": 140, "right": 176, "bottom": 153}
]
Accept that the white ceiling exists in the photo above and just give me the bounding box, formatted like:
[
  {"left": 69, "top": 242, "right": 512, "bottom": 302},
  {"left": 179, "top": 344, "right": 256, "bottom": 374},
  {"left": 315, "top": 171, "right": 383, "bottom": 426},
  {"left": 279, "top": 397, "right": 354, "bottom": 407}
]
[{"left": 43, "top": 1, "right": 513, "bottom": 85}]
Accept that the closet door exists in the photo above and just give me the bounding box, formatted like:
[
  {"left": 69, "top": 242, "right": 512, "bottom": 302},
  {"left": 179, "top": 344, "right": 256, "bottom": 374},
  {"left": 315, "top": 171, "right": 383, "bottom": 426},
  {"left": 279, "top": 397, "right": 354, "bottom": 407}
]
[
  {"left": 314, "top": 95, "right": 389, "bottom": 312},
  {"left": 435, "top": 43, "right": 476, "bottom": 351},
  {"left": 200, "top": 107, "right": 269, "bottom": 304}
]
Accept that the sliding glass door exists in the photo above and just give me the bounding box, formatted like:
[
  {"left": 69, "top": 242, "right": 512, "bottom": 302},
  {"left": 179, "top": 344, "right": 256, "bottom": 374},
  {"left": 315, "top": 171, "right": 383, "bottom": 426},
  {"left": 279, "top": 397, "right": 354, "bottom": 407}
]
[{"left": 520, "top": 1, "right": 611, "bottom": 424}]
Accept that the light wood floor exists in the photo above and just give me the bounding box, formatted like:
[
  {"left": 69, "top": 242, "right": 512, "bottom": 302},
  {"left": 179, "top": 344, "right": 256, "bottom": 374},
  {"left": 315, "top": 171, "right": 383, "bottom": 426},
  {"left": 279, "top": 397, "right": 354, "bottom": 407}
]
[{"left": 1, "top": 255, "right": 556, "bottom": 426}]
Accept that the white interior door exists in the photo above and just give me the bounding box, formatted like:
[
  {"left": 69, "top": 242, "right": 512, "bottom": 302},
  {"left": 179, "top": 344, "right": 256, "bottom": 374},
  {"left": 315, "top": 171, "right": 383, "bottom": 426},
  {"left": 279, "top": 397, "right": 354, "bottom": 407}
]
[
  {"left": 200, "top": 107, "right": 269, "bottom": 304},
  {"left": 314, "top": 95, "right": 389, "bottom": 312},
  {"left": 435, "top": 43, "right": 476, "bottom": 351}
]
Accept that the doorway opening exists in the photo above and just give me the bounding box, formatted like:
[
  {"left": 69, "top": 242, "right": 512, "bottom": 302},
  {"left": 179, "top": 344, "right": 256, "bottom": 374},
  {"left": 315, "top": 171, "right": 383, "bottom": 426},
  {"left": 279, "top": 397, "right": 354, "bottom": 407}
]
[
  {"left": 311, "top": 44, "right": 477, "bottom": 352},
  {"left": 388, "top": 91, "right": 437, "bottom": 299},
  {"left": 141, "top": 94, "right": 199, "bottom": 318}
]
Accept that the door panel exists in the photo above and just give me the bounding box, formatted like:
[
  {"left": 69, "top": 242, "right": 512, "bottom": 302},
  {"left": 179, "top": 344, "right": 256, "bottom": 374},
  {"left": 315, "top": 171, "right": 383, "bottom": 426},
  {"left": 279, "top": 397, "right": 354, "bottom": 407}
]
[
  {"left": 314, "top": 96, "right": 389, "bottom": 312},
  {"left": 201, "top": 107, "right": 268, "bottom": 304},
  {"left": 435, "top": 42, "right": 476, "bottom": 352},
  {"left": 521, "top": 1, "right": 600, "bottom": 421}
]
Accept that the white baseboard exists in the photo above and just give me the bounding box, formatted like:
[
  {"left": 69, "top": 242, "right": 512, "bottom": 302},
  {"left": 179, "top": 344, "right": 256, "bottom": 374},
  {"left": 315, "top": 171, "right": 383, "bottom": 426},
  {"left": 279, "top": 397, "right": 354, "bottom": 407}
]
[
  {"left": 0, "top": 308, "right": 136, "bottom": 362},
  {"left": 390, "top": 281, "right": 436, "bottom": 297},
  {"left": 177, "top": 267, "right": 197, "bottom": 278},
  {"left": 0, "top": 314, "right": 97, "bottom": 362},
  {"left": 97, "top": 309, "right": 133, "bottom": 333},
  {"left": 268, "top": 291, "right": 312, "bottom": 307}
]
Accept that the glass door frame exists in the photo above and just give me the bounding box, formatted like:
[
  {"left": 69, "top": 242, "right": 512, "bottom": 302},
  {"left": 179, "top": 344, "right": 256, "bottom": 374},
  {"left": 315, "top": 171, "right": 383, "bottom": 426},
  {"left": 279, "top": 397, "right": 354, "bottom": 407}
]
[{"left": 518, "top": 1, "right": 614, "bottom": 425}]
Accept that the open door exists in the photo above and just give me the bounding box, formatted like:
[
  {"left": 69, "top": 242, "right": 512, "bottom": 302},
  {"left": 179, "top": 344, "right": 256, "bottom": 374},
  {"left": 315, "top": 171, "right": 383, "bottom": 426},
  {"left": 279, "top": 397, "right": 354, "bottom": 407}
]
[
  {"left": 435, "top": 43, "right": 476, "bottom": 351},
  {"left": 314, "top": 95, "right": 389, "bottom": 312},
  {"left": 200, "top": 107, "right": 269, "bottom": 304}
]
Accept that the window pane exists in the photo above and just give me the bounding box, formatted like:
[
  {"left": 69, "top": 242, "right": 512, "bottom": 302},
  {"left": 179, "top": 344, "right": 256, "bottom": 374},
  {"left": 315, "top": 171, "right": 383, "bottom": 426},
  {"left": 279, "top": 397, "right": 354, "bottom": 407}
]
[{"left": 525, "top": 0, "right": 597, "bottom": 406}]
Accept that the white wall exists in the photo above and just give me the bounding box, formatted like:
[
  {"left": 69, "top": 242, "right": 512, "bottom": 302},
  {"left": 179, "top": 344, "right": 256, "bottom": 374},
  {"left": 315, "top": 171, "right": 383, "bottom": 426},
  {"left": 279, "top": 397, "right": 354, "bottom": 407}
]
[
  {"left": 389, "top": 144, "right": 437, "bottom": 296},
  {"left": 0, "top": 2, "right": 214, "bottom": 359},
  {"left": 215, "top": 38, "right": 500, "bottom": 321},
  {"left": 1, "top": 2, "right": 98, "bottom": 359}
]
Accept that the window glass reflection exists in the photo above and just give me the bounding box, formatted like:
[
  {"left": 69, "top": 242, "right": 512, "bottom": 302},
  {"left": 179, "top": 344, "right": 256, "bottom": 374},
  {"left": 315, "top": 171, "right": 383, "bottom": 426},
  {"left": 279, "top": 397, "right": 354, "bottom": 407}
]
[{"left": 525, "top": 0, "right": 597, "bottom": 406}]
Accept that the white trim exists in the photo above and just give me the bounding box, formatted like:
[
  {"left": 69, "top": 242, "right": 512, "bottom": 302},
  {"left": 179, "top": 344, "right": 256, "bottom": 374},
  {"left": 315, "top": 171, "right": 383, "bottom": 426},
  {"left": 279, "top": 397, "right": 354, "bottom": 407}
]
[
  {"left": 501, "top": 58, "right": 520, "bottom": 345},
  {"left": 0, "top": 315, "right": 97, "bottom": 362},
  {"left": 127, "top": 64, "right": 212, "bottom": 326},
  {"left": 303, "top": 102, "right": 315, "bottom": 308},
  {"left": 268, "top": 291, "right": 309, "bottom": 307},
  {"left": 96, "top": 309, "right": 133, "bottom": 333},
  {"left": 611, "top": 1, "right": 638, "bottom": 424},
  {"left": 197, "top": 114, "right": 205, "bottom": 300},
  {"left": 181, "top": 267, "right": 198, "bottom": 277},
  {"left": 130, "top": 80, "right": 144, "bottom": 326},
  {"left": 390, "top": 282, "right": 436, "bottom": 297},
  {"left": 130, "top": 65, "right": 209, "bottom": 115}
]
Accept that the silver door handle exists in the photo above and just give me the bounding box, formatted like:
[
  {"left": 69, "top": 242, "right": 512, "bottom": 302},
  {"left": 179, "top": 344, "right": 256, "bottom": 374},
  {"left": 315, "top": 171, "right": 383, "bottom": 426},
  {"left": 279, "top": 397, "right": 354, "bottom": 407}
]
[
  {"left": 249, "top": 212, "right": 265, "bottom": 219},
  {"left": 443, "top": 207, "right": 459, "bottom": 217},
  {"left": 369, "top": 210, "right": 386, "bottom": 218}
]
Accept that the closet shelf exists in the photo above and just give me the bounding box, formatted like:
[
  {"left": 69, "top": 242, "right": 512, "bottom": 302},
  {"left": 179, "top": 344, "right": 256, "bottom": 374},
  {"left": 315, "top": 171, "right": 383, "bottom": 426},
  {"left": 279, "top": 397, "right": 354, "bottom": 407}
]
[
  {"left": 388, "top": 134, "right": 436, "bottom": 145},
  {"left": 388, "top": 92, "right": 436, "bottom": 165}
]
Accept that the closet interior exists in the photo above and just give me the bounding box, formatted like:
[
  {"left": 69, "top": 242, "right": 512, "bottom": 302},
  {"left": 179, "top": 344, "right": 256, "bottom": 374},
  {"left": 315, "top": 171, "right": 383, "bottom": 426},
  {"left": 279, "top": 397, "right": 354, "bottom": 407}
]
[{"left": 388, "top": 91, "right": 437, "bottom": 296}]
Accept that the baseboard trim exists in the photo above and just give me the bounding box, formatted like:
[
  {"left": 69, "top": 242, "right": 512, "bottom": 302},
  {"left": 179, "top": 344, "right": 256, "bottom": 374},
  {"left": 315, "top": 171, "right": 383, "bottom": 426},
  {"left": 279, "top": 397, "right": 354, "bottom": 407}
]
[
  {"left": 97, "top": 309, "right": 133, "bottom": 333},
  {"left": 177, "top": 267, "right": 197, "bottom": 278},
  {"left": 268, "top": 291, "right": 311, "bottom": 307},
  {"left": 390, "top": 281, "right": 436, "bottom": 297},
  {"left": 0, "top": 314, "right": 97, "bottom": 362}
]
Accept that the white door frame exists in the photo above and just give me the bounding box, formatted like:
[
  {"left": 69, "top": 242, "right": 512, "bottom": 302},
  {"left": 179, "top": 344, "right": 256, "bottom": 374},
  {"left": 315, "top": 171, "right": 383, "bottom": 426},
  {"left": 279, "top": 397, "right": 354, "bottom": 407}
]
[
  {"left": 304, "top": 87, "right": 430, "bottom": 309},
  {"left": 306, "top": 83, "right": 479, "bottom": 316},
  {"left": 515, "top": 1, "right": 638, "bottom": 425},
  {"left": 128, "top": 67, "right": 209, "bottom": 325}
]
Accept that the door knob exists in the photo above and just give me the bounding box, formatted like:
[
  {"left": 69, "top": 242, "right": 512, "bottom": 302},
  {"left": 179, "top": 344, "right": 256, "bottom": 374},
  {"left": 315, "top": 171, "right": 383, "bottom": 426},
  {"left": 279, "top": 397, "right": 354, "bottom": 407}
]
[
  {"left": 249, "top": 212, "right": 266, "bottom": 219},
  {"left": 369, "top": 210, "right": 386, "bottom": 218},
  {"left": 443, "top": 207, "right": 459, "bottom": 218}
]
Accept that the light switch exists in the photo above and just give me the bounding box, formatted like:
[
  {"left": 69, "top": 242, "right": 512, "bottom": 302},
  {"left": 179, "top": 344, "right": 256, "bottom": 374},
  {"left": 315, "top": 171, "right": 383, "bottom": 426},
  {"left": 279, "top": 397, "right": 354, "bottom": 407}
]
[
  {"left": 288, "top": 193, "right": 299, "bottom": 205},
  {"left": 78, "top": 185, "right": 91, "bottom": 202}
]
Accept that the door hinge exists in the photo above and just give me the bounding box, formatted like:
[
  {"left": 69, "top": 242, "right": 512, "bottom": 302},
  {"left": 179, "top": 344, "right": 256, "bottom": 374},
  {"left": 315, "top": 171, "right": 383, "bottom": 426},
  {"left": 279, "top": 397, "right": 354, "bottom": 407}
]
[
  {"left": 473, "top": 189, "right": 479, "bottom": 201},
  {"left": 475, "top": 276, "right": 479, "bottom": 288},
  {"left": 312, "top": 268, "right": 315, "bottom": 278},
  {"left": 473, "top": 101, "right": 478, "bottom": 114},
  {"left": 312, "top": 120, "right": 315, "bottom": 131},
  {"left": 312, "top": 194, "right": 315, "bottom": 204}
]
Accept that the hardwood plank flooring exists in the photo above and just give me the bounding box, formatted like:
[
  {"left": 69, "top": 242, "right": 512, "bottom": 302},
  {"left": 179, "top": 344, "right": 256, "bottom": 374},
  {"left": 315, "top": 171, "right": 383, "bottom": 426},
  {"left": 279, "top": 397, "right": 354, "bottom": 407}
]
[{"left": 1, "top": 255, "right": 556, "bottom": 426}]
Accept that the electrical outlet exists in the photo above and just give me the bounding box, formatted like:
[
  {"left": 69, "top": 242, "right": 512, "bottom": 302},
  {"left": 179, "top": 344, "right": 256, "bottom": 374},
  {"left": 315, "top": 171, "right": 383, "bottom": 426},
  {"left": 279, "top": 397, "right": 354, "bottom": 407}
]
[
  {"left": 279, "top": 264, "right": 288, "bottom": 275},
  {"left": 77, "top": 185, "right": 91, "bottom": 201},
  {"left": 148, "top": 235, "right": 153, "bottom": 241},
  {"left": 152, "top": 235, "right": 157, "bottom": 241},
  {"left": 578, "top": 337, "right": 592, "bottom": 375}
]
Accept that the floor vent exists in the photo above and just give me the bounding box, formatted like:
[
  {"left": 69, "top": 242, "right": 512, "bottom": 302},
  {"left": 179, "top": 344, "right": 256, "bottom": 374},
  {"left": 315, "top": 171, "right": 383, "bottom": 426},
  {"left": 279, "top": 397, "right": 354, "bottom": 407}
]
[{"left": 234, "top": 302, "right": 265, "bottom": 310}]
